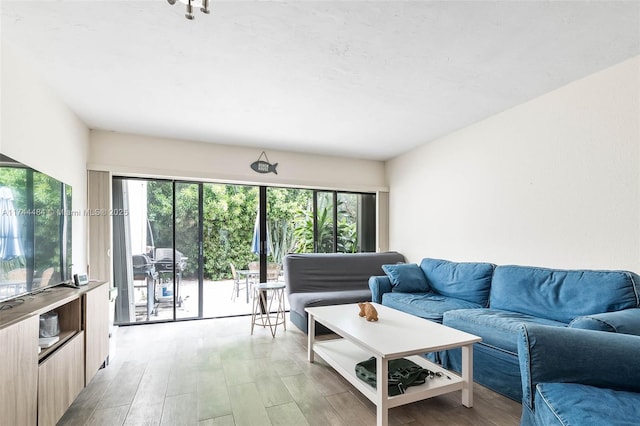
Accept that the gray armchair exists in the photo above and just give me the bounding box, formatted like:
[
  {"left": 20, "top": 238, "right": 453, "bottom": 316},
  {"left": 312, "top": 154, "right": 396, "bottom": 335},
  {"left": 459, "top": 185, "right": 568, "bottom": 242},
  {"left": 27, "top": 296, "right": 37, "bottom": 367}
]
[{"left": 284, "top": 251, "right": 405, "bottom": 334}]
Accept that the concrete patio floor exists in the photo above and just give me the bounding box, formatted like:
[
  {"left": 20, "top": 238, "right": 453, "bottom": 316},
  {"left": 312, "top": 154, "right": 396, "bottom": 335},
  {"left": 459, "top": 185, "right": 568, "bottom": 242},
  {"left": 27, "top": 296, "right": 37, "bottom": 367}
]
[{"left": 132, "top": 278, "right": 290, "bottom": 323}]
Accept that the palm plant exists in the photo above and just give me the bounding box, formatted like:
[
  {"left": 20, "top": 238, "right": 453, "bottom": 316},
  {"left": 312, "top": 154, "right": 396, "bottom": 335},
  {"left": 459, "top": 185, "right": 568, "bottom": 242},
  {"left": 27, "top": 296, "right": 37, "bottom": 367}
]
[
  {"left": 267, "top": 219, "right": 297, "bottom": 264},
  {"left": 293, "top": 203, "right": 358, "bottom": 253}
]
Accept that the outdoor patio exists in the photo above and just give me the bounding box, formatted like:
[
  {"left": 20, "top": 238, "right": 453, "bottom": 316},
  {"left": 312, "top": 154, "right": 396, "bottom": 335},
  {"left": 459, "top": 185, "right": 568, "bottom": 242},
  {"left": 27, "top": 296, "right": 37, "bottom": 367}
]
[{"left": 133, "top": 278, "right": 290, "bottom": 322}]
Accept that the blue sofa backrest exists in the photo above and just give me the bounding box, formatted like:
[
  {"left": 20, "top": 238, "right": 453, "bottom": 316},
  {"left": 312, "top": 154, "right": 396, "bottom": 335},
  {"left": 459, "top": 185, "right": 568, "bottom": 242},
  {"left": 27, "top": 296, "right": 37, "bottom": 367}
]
[
  {"left": 491, "top": 265, "right": 640, "bottom": 323},
  {"left": 420, "top": 258, "right": 495, "bottom": 306}
]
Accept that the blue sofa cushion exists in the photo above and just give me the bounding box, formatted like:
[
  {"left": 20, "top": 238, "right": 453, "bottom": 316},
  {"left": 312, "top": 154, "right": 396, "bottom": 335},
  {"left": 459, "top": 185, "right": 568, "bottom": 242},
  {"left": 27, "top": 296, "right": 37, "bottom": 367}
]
[
  {"left": 443, "top": 308, "right": 566, "bottom": 353},
  {"left": 419, "top": 258, "right": 494, "bottom": 306},
  {"left": 569, "top": 308, "right": 640, "bottom": 335},
  {"left": 382, "top": 263, "right": 430, "bottom": 293},
  {"left": 534, "top": 383, "right": 640, "bottom": 426},
  {"left": 490, "top": 265, "right": 639, "bottom": 323},
  {"left": 381, "top": 292, "right": 482, "bottom": 323}
]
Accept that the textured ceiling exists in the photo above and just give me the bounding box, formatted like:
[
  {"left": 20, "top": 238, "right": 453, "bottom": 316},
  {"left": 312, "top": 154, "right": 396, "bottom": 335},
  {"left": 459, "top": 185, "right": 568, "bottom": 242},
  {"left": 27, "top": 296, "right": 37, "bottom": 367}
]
[{"left": 2, "top": 1, "right": 639, "bottom": 160}]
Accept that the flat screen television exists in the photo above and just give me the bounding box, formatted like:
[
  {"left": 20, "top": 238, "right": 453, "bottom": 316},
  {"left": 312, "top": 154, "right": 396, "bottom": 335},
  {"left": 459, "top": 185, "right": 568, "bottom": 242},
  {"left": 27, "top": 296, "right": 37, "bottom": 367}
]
[{"left": 0, "top": 154, "right": 72, "bottom": 303}]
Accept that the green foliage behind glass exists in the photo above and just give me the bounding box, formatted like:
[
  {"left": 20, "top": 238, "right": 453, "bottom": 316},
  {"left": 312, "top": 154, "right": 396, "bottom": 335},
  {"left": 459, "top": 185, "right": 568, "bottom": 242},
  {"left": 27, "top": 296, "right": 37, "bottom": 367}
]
[
  {"left": 145, "top": 182, "right": 359, "bottom": 281},
  {"left": 202, "top": 184, "right": 258, "bottom": 280},
  {"left": 293, "top": 201, "right": 358, "bottom": 254}
]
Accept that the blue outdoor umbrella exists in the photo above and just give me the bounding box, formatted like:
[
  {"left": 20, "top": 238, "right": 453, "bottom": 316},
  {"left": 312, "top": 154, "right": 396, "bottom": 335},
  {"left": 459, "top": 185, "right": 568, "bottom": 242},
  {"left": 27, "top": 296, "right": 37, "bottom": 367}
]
[
  {"left": 251, "top": 212, "right": 270, "bottom": 255},
  {"left": 0, "top": 187, "right": 25, "bottom": 261}
]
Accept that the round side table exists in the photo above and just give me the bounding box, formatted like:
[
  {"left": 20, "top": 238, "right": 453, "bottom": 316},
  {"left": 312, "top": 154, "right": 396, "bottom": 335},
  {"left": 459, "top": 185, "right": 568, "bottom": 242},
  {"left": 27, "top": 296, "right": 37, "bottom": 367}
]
[{"left": 250, "top": 282, "right": 287, "bottom": 337}]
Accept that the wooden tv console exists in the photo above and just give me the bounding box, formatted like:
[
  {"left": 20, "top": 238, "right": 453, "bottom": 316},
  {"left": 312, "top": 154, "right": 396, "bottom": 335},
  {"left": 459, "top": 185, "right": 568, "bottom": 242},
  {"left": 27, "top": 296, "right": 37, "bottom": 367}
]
[{"left": 0, "top": 281, "right": 110, "bottom": 426}]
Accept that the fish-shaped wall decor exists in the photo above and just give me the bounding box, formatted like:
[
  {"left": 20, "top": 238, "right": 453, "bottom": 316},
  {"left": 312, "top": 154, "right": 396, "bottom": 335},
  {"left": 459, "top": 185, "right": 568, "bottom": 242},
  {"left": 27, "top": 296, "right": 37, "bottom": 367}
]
[{"left": 251, "top": 151, "right": 278, "bottom": 174}]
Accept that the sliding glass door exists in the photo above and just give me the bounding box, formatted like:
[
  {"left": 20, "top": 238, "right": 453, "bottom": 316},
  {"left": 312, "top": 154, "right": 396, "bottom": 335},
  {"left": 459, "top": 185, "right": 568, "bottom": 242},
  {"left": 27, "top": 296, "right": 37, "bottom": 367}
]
[
  {"left": 113, "top": 178, "right": 170, "bottom": 324},
  {"left": 201, "top": 183, "right": 258, "bottom": 317},
  {"left": 112, "top": 177, "right": 377, "bottom": 324},
  {"left": 113, "top": 178, "right": 202, "bottom": 324}
]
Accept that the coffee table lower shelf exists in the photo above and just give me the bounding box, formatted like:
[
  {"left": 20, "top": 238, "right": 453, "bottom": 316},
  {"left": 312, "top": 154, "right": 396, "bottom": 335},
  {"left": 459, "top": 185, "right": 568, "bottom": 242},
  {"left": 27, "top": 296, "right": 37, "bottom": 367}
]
[{"left": 313, "top": 338, "right": 464, "bottom": 409}]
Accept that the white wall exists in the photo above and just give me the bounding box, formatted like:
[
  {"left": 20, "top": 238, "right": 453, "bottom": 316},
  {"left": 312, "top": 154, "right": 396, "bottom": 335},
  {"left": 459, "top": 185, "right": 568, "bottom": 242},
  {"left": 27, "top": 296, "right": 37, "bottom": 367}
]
[
  {"left": 1, "top": 41, "right": 90, "bottom": 274},
  {"left": 387, "top": 56, "right": 640, "bottom": 271},
  {"left": 90, "top": 131, "right": 389, "bottom": 250},
  {"left": 89, "top": 130, "right": 386, "bottom": 193}
]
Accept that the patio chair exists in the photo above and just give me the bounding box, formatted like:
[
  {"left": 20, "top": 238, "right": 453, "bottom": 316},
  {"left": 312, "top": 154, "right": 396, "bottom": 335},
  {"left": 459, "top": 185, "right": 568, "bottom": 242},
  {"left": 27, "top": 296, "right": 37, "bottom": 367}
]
[
  {"left": 248, "top": 262, "right": 281, "bottom": 282},
  {"left": 248, "top": 263, "right": 282, "bottom": 304},
  {"left": 230, "top": 262, "right": 247, "bottom": 301},
  {"left": 267, "top": 262, "right": 281, "bottom": 282},
  {"left": 247, "top": 262, "right": 280, "bottom": 301},
  {"left": 248, "top": 260, "right": 260, "bottom": 289}
]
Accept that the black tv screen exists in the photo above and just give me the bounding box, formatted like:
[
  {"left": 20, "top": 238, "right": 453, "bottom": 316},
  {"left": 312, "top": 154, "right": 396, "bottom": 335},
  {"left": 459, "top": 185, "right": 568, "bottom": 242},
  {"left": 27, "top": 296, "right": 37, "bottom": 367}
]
[{"left": 0, "top": 154, "right": 72, "bottom": 303}]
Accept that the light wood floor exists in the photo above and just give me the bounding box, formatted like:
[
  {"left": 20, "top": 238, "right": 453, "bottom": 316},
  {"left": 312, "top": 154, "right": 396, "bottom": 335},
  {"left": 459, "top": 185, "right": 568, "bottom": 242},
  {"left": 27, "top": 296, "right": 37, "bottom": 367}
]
[{"left": 59, "top": 314, "right": 522, "bottom": 426}]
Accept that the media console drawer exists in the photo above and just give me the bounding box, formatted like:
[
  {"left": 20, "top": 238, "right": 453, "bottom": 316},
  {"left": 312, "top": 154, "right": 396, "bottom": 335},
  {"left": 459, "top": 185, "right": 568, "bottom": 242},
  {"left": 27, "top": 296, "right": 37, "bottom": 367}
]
[
  {"left": 38, "top": 331, "right": 85, "bottom": 426},
  {"left": 0, "top": 316, "right": 38, "bottom": 426}
]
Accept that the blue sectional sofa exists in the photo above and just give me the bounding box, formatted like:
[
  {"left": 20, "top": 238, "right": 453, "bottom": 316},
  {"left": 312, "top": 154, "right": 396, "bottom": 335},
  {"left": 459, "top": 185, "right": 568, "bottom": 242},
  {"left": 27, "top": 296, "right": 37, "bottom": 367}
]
[
  {"left": 517, "top": 324, "right": 640, "bottom": 426},
  {"left": 369, "top": 258, "right": 495, "bottom": 323},
  {"left": 369, "top": 258, "right": 640, "bottom": 401}
]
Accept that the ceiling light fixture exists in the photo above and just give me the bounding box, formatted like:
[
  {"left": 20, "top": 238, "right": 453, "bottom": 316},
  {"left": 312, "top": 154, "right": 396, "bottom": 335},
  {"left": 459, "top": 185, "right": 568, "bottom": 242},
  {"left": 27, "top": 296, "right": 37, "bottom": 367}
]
[{"left": 167, "top": 0, "right": 210, "bottom": 20}]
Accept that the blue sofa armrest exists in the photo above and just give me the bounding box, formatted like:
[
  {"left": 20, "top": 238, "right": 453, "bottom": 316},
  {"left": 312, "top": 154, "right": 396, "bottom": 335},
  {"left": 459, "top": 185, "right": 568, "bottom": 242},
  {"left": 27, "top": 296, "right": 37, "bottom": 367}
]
[
  {"left": 569, "top": 308, "right": 640, "bottom": 335},
  {"left": 517, "top": 324, "right": 640, "bottom": 410},
  {"left": 369, "top": 276, "right": 392, "bottom": 303}
]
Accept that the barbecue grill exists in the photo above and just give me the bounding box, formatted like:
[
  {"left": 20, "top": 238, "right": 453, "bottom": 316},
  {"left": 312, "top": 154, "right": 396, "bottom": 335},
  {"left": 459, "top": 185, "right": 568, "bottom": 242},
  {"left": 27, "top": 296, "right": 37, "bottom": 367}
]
[
  {"left": 154, "top": 248, "right": 187, "bottom": 307},
  {"left": 132, "top": 254, "right": 158, "bottom": 319},
  {"left": 133, "top": 254, "right": 157, "bottom": 281}
]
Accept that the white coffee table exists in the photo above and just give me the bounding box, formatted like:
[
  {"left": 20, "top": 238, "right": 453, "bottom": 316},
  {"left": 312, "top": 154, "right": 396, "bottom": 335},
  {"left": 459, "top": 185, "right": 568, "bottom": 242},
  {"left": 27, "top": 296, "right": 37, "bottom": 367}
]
[{"left": 305, "top": 303, "right": 481, "bottom": 426}]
